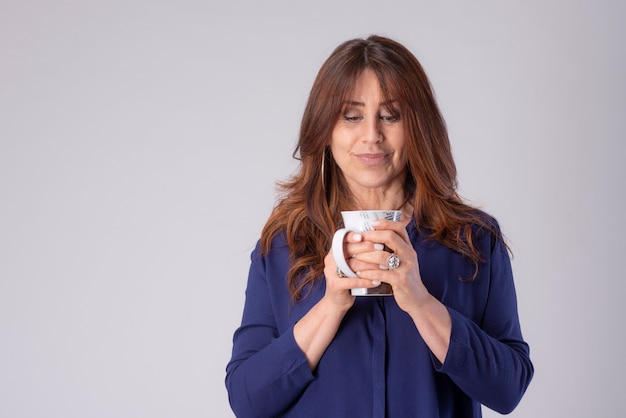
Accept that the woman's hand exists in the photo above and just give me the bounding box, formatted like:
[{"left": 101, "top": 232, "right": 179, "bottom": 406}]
[
  {"left": 322, "top": 231, "right": 383, "bottom": 312},
  {"left": 352, "top": 220, "right": 452, "bottom": 363},
  {"left": 294, "top": 232, "right": 383, "bottom": 371},
  {"left": 348, "top": 219, "right": 429, "bottom": 314}
]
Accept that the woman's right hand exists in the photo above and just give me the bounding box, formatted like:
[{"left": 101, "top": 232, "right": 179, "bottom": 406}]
[
  {"left": 322, "top": 231, "right": 380, "bottom": 312},
  {"left": 294, "top": 231, "right": 383, "bottom": 370},
  {"left": 322, "top": 250, "right": 357, "bottom": 312}
]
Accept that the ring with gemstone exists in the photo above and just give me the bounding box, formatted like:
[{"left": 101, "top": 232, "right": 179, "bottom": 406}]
[
  {"left": 387, "top": 254, "right": 400, "bottom": 270},
  {"left": 336, "top": 267, "right": 348, "bottom": 278}
]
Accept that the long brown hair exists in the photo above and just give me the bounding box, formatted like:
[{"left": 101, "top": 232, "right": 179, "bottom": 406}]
[{"left": 261, "top": 35, "right": 501, "bottom": 301}]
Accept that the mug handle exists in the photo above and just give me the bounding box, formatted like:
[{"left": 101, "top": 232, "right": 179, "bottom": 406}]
[{"left": 331, "top": 228, "right": 358, "bottom": 278}]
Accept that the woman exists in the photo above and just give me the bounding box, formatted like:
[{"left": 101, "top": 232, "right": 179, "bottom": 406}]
[{"left": 225, "top": 35, "right": 533, "bottom": 417}]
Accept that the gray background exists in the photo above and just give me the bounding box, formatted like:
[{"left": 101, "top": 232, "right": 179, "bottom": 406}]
[{"left": 1, "top": 1, "right": 624, "bottom": 417}]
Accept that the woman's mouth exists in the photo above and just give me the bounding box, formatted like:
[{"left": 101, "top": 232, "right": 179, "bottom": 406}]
[{"left": 356, "top": 153, "right": 388, "bottom": 166}]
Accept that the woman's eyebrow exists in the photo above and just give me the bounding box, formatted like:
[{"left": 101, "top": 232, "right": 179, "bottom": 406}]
[{"left": 343, "top": 99, "right": 398, "bottom": 107}]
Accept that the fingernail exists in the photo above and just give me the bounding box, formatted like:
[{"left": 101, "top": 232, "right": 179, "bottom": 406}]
[
  {"left": 372, "top": 280, "right": 381, "bottom": 286},
  {"left": 374, "top": 243, "right": 384, "bottom": 251},
  {"left": 370, "top": 220, "right": 380, "bottom": 227},
  {"left": 352, "top": 233, "right": 362, "bottom": 242},
  {"left": 379, "top": 264, "right": 389, "bottom": 270}
]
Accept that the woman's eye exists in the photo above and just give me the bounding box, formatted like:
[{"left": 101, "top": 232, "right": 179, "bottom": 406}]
[
  {"left": 343, "top": 115, "right": 362, "bottom": 122},
  {"left": 380, "top": 114, "right": 399, "bottom": 123}
]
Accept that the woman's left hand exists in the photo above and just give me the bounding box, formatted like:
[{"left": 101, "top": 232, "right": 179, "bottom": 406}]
[
  {"left": 350, "top": 219, "right": 452, "bottom": 362},
  {"left": 349, "top": 219, "right": 428, "bottom": 315}
]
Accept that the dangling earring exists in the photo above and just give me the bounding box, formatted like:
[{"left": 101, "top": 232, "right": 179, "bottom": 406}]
[{"left": 320, "top": 150, "right": 326, "bottom": 192}]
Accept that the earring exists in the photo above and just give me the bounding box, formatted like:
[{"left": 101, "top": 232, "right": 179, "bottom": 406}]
[{"left": 320, "top": 151, "right": 326, "bottom": 191}]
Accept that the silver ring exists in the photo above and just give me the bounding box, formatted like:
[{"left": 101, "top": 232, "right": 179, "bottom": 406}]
[
  {"left": 336, "top": 267, "right": 347, "bottom": 278},
  {"left": 387, "top": 254, "right": 400, "bottom": 270}
]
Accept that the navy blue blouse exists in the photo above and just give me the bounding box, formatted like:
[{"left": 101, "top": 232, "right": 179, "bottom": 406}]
[{"left": 226, "top": 218, "right": 533, "bottom": 417}]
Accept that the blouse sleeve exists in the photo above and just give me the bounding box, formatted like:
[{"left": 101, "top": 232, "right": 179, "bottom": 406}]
[
  {"left": 225, "top": 242, "right": 314, "bottom": 418},
  {"left": 435, "top": 234, "right": 534, "bottom": 414}
]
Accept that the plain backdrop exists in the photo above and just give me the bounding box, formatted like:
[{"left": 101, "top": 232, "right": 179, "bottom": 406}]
[{"left": 1, "top": 1, "right": 624, "bottom": 417}]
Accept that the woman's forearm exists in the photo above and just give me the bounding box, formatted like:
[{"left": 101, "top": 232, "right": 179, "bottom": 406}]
[
  {"left": 293, "top": 297, "right": 348, "bottom": 370},
  {"left": 407, "top": 294, "right": 452, "bottom": 364}
]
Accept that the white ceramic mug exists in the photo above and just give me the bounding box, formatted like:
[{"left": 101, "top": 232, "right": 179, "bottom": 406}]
[{"left": 332, "top": 210, "right": 401, "bottom": 296}]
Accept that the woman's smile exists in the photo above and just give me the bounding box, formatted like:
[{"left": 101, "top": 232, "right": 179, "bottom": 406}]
[{"left": 354, "top": 152, "right": 390, "bottom": 166}]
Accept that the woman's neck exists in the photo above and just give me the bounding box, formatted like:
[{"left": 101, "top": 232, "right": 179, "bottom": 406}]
[{"left": 350, "top": 188, "right": 407, "bottom": 211}]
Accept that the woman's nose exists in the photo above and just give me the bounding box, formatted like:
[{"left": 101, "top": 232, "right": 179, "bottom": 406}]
[{"left": 362, "top": 117, "right": 382, "bottom": 143}]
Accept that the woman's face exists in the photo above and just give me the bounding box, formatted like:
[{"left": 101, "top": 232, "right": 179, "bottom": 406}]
[{"left": 330, "top": 69, "right": 407, "bottom": 199}]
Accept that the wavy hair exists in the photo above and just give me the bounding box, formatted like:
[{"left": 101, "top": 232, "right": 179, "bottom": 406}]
[{"left": 261, "top": 35, "right": 502, "bottom": 301}]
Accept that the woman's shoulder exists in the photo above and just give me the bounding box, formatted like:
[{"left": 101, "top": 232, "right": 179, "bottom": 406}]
[
  {"left": 467, "top": 209, "right": 510, "bottom": 256},
  {"left": 255, "top": 228, "right": 290, "bottom": 258},
  {"left": 470, "top": 208, "right": 501, "bottom": 232}
]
